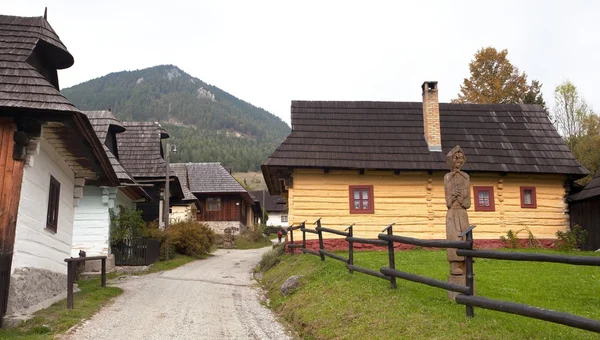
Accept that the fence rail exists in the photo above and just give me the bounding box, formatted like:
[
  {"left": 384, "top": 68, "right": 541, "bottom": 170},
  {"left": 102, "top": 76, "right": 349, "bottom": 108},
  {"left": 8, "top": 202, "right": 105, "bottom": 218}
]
[{"left": 286, "top": 219, "right": 600, "bottom": 334}]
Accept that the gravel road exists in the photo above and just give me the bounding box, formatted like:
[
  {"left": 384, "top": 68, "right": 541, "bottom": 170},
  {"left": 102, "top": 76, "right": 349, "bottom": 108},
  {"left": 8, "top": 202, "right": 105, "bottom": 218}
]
[{"left": 62, "top": 247, "right": 293, "bottom": 340}]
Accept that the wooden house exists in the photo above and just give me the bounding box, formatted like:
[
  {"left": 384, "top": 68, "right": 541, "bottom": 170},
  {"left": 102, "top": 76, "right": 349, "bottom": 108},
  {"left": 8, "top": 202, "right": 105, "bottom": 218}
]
[
  {"left": 115, "top": 122, "right": 185, "bottom": 224},
  {"left": 72, "top": 111, "right": 151, "bottom": 262},
  {"left": 262, "top": 81, "right": 588, "bottom": 249},
  {"left": 568, "top": 170, "right": 600, "bottom": 250},
  {"left": 250, "top": 190, "right": 288, "bottom": 227},
  {"left": 0, "top": 14, "right": 118, "bottom": 319},
  {"left": 173, "top": 163, "right": 257, "bottom": 232},
  {"left": 169, "top": 163, "right": 200, "bottom": 223}
]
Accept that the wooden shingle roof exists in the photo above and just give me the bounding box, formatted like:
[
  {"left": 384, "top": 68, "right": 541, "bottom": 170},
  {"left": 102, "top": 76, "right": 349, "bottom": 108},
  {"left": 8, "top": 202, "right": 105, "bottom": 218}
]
[
  {"left": 568, "top": 170, "right": 600, "bottom": 202},
  {"left": 116, "top": 122, "right": 170, "bottom": 178},
  {"left": 0, "top": 15, "right": 76, "bottom": 112},
  {"left": 250, "top": 190, "right": 287, "bottom": 212},
  {"left": 264, "top": 101, "right": 588, "bottom": 175},
  {"left": 186, "top": 163, "right": 247, "bottom": 193},
  {"left": 83, "top": 110, "right": 125, "bottom": 144},
  {"left": 170, "top": 163, "right": 198, "bottom": 202}
]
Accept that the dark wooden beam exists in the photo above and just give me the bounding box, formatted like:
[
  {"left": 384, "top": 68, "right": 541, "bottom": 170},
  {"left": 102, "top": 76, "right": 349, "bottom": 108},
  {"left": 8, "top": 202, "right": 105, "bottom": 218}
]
[
  {"left": 394, "top": 170, "right": 400, "bottom": 176},
  {"left": 359, "top": 169, "right": 365, "bottom": 175}
]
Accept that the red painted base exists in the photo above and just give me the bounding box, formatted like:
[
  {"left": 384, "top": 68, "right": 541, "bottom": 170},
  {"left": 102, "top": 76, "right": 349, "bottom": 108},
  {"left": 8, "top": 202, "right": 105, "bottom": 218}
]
[{"left": 284, "top": 238, "right": 556, "bottom": 253}]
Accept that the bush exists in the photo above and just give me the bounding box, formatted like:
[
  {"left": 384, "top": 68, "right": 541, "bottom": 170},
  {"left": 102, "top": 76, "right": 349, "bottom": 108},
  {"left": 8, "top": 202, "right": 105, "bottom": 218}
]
[
  {"left": 556, "top": 225, "right": 588, "bottom": 251},
  {"left": 165, "top": 220, "right": 215, "bottom": 257},
  {"left": 258, "top": 243, "right": 285, "bottom": 271},
  {"left": 499, "top": 228, "right": 539, "bottom": 248},
  {"left": 109, "top": 207, "right": 146, "bottom": 243}
]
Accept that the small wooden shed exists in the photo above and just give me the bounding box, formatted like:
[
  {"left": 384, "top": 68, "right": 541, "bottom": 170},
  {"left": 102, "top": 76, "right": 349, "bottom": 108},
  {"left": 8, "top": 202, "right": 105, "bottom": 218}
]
[{"left": 568, "top": 170, "right": 600, "bottom": 250}]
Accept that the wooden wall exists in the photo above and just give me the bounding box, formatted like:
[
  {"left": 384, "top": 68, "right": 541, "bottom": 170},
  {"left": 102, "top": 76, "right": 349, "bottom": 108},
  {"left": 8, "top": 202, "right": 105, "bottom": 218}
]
[
  {"left": 196, "top": 195, "right": 243, "bottom": 224},
  {"left": 0, "top": 119, "right": 24, "bottom": 252},
  {"left": 569, "top": 197, "right": 600, "bottom": 250},
  {"left": 289, "top": 169, "right": 568, "bottom": 240}
]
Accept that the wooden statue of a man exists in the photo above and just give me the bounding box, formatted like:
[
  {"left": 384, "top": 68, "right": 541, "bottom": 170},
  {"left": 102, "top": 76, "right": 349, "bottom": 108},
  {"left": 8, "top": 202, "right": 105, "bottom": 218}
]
[{"left": 444, "top": 145, "right": 470, "bottom": 298}]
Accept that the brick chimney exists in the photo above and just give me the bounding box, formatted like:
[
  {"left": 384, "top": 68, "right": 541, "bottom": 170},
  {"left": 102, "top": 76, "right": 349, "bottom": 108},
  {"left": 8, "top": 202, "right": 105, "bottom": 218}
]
[{"left": 422, "top": 81, "right": 442, "bottom": 152}]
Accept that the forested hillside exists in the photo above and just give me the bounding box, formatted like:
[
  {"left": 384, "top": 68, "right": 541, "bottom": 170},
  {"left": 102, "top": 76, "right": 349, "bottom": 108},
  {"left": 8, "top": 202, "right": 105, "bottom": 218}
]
[{"left": 62, "top": 65, "right": 290, "bottom": 171}]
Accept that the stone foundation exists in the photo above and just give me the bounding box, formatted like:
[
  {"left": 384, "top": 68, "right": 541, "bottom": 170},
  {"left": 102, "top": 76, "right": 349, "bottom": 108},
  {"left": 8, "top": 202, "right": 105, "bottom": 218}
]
[
  {"left": 287, "top": 238, "right": 557, "bottom": 252},
  {"left": 205, "top": 221, "right": 246, "bottom": 234},
  {"left": 83, "top": 254, "right": 115, "bottom": 273},
  {"left": 6, "top": 267, "right": 67, "bottom": 316}
]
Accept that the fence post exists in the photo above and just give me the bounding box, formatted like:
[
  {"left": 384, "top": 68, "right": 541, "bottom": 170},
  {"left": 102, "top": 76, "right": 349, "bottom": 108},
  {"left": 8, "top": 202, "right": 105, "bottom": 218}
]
[
  {"left": 289, "top": 227, "right": 295, "bottom": 256},
  {"left": 101, "top": 258, "right": 106, "bottom": 288},
  {"left": 386, "top": 223, "right": 397, "bottom": 289},
  {"left": 346, "top": 224, "right": 354, "bottom": 273},
  {"left": 316, "top": 218, "right": 325, "bottom": 261},
  {"left": 66, "top": 261, "right": 74, "bottom": 309},
  {"left": 465, "top": 225, "right": 475, "bottom": 318},
  {"left": 301, "top": 221, "right": 307, "bottom": 251}
]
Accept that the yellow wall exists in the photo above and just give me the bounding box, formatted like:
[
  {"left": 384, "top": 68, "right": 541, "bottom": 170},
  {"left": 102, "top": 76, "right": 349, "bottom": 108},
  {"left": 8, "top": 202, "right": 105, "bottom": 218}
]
[
  {"left": 170, "top": 204, "right": 195, "bottom": 223},
  {"left": 288, "top": 169, "right": 568, "bottom": 240}
]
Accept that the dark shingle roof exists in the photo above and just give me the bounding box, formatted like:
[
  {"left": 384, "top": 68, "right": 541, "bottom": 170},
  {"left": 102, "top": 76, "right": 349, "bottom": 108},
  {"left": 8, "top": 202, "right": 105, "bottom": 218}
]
[
  {"left": 83, "top": 110, "right": 125, "bottom": 144},
  {"left": 104, "top": 145, "right": 134, "bottom": 183},
  {"left": 186, "top": 163, "right": 247, "bottom": 193},
  {"left": 116, "top": 122, "right": 169, "bottom": 178},
  {"left": 170, "top": 163, "right": 197, "bottom": 202},
  {"left": 264, "top": 101, "right": 588, "bottom": 175},
  {"left": 250, "top": 190, "right": 287, "bottom": 212},
  {"left": 0, "top": 15, "right": 77, "bottom": 112},
  {"left": 568, "top": 170, "right": 600, "bottom": 201}
]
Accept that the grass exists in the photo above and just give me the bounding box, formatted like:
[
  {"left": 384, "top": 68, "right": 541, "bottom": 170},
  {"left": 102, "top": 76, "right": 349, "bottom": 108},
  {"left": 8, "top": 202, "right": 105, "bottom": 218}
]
[
  {"left": 0, "top": 277, "right": 122, "bottom": 339},
  {"left": 261, "top": 248, "right": 600, "bottom": 340},
  {"left": 142, "top": 254, "right": 205, "bottom": 274}
]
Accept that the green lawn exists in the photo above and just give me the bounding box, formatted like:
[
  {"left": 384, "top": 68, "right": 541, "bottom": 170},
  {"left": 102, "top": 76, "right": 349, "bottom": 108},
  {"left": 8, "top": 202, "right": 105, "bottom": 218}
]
[{"left": 262, "top": 249, "right": 600, "bottom": 339}]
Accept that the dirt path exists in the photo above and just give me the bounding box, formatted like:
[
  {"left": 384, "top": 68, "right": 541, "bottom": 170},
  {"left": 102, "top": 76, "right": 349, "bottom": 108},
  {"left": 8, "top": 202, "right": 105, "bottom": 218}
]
[{"left": 62, "top": 247, "right": 292, "bottom": 340}]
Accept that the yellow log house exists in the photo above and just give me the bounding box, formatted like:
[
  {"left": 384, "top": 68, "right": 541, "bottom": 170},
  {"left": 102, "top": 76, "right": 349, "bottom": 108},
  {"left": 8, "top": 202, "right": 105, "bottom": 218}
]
[{"left": 262, "top": 82, "right": 588, "bottom": 246}]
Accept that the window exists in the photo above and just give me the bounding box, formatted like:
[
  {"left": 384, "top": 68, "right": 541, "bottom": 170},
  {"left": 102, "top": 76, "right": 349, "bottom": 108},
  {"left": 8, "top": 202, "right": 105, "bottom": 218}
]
[
  {"left": 281, "top": 215, "right": 288, "bottom": 223},
  {"left": 349, "top": 185, "right": 374, "bottom": 214},
  {"left": 206, "top": 197, "right": 221, "bottom": 211},
  {"left": 46, "top": 176, "right": 60, "bottom": 232},
  {"left": 520, "top": 186, "right": 537, "bottom": 208},
  {"left": 473, "top": 186, "right": 495, "bottom": 211}
]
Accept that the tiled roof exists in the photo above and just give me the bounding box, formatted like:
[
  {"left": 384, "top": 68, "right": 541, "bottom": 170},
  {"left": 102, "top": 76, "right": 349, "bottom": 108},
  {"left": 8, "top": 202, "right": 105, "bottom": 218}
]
[
  {"left": 170, "top": 163, "right": 198, "bottom": 202},
  {"left": 185, "top": 163, "right": 247, "bottom": 193},
  {"left": 116, "top": 122, "right": 169, "bottom": 178},
  {"left": 83, "top": 110, "right": 125, "bottom": 144},
  {"left": 568, "top": 170, "right": 600, "bottom": 201},
  {"left": 250, "top": 190, "right": 287, "bottom": 212},
  {"left": 264, "top": 101, "right": 588, "bottom": 176},
  {"left": 0, "top": 15, "right": 77, "bottom": 112}
]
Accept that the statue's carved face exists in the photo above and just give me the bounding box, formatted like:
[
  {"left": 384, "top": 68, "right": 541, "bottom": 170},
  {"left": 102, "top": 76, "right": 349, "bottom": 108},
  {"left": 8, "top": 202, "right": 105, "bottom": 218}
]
[{"left": 452, "top": 151, "right": 465, "bottom": 170}]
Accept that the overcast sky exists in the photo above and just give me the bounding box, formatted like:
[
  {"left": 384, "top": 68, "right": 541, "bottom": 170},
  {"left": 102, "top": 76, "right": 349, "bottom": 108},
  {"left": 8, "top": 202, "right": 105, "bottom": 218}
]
[{"left": 5, "top": 1, "right": 600, "bottom": 125}]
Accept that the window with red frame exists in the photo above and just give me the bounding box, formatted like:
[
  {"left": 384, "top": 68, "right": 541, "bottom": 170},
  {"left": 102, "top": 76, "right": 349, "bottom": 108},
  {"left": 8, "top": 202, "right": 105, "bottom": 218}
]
[
  {"left": 473, "top": 186, "right": 495, "bottom": 211},
  {"left": 349, "top": 185, "right": 374, "bottom": 214},
  {"left": 520, "top": 186, "right": 537, "bottom": 208}
]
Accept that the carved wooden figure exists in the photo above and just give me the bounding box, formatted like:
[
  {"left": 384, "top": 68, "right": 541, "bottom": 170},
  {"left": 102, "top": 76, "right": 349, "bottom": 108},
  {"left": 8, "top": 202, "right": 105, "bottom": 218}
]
[{"left": 444, "top": 145, "right": 471, "bottom": 298}]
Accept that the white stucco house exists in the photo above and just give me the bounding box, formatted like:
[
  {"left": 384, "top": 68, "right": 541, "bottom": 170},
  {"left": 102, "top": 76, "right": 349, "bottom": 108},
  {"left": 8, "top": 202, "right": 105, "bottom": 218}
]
[
  {"left": 0, "top": 14, "right": 119, "bottom": 320},
  {"left": 71, "top": 111, "right": 150, "bottom": 261}
]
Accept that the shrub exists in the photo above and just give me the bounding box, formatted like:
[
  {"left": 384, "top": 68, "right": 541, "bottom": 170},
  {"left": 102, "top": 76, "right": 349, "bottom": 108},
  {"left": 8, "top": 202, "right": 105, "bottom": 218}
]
[
  {"left": 109, "top": 207, "right": 146, "bottom": 243},
  {"left": 165, "top": 220, "right": 215, "bottom": 257},
  {"left": 556, "top": 225, "right": 588, "bottom": 251},
  {"left": 499, "top": 228, "right": 539, "bottom": 248},
  {"left": 258, "top": 243, "right": 285, "bottom": 271}
]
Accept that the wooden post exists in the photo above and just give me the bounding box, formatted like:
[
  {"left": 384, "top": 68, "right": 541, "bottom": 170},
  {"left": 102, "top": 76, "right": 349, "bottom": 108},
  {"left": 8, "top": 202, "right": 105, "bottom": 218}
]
[
  {"left": 386, "top": 224, "right": 397, "bottom": 289},
  {"left": 347, "top": 224, "right": 354, "bottom": 273},
  {"left": 289, "top": 228, "right": 294, "bottom": 256},
  {"left": 316, "top": 218, "right": 325, "bottom": 261},
  {"left": 465, "top": 226, "right": 475, "bottom": 317},
  {"left": 66, "top": 261, "right": 74, "bottom": 309},
  {"left": 301, "top": 222, "right": 307, "bottom": 251},
  {"left": 101, "top": 258, "right": 106, "bottom": 288}
]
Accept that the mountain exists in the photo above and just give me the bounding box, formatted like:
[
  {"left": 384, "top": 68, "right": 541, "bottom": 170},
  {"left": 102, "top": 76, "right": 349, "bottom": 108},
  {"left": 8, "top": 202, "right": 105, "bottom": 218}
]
[{"left": 62, "top": 65, "right": 290, "bottom": 171}]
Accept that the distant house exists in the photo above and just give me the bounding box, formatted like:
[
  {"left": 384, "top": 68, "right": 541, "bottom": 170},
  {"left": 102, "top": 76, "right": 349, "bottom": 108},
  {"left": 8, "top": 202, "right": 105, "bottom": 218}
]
[
  {"left": 172, "top": 163, "right": 257, "bottom": 232},
  {"left": 116, "top": 122, "right": 185, "bottom": 225},
  {"left": 169, "top": 163, "right": 201, "bottom": 222},
  {"left": 568, "top": 170, "right": 600, "bottom": 250},
  {"left": 71, "top": 111, "right": 150, "bottom": 262},
  {"left": 0, "top": 15, "right": 119, "bottom": 318},
  {"left": 250, "top": 190, "right": 288, "bottom": 227},
  {"left": 262, "top": 81, "right": 588, "bottom": 249}
]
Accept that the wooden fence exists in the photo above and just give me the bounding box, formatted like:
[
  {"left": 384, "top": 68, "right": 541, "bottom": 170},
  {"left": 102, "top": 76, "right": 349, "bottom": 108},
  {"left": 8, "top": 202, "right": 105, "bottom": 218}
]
[
  {"left": 286, "top": 219, "right": 600, "bottom": 334},
  {"left": 0, "top": 251, "right": 12, "bottom": 328},
  {"left": 112, "top": 238, "right": 160, "bottom": 266}
]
